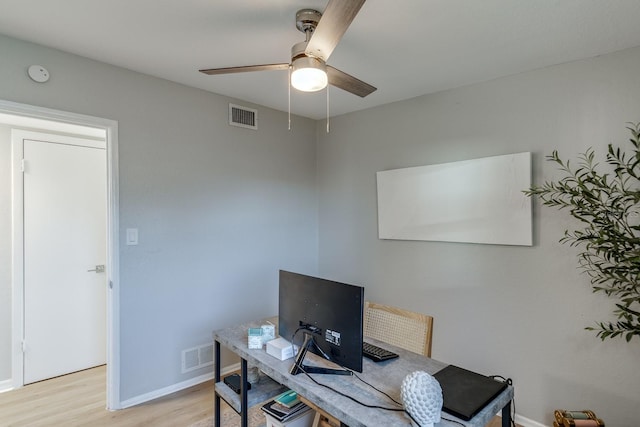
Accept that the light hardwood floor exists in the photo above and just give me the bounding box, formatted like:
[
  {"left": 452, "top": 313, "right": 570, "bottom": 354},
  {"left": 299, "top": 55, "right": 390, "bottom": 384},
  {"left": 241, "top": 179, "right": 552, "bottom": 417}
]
[
  {"left": 0, "top": 366, "right": 213, "bottom": 426},
  {"left": 0, "top": 366, "right": 515, "bottom": 427}
]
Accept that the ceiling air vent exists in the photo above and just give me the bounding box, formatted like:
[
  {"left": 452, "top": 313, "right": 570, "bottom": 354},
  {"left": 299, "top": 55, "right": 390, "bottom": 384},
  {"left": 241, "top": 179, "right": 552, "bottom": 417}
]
[{"left": 229, "top": 103, "right": 258, "bottom": 130}]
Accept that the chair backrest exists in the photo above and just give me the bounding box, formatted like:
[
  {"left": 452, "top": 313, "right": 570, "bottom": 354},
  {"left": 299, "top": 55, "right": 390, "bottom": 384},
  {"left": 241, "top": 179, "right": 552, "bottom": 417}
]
[{"left": 363, "top": 301, "right": 433, "bottom": 357}]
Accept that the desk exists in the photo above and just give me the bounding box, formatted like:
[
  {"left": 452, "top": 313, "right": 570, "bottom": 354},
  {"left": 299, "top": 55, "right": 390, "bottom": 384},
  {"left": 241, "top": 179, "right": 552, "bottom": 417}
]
[{"left": 214, "top": 318, "right": 513, "bottom": 427}]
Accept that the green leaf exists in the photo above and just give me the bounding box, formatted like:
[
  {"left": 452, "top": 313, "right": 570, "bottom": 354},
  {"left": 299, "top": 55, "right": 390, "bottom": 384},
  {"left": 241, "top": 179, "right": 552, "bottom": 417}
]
[{"left": 527, "top": 122, "right": 640, "bottom": 342}]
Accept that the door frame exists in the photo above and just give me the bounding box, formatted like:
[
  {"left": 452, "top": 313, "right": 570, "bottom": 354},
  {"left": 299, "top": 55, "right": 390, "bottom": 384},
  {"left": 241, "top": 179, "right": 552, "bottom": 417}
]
[{"left": 1, "top": 99, "right": 120, "bottom": 410}]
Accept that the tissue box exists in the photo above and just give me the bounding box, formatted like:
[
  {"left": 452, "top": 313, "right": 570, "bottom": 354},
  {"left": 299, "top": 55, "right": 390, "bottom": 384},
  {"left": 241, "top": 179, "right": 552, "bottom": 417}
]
[
  {"left": 248, "top": 328, "right": 263, "bottom": 349},
  {"left": 266, "top": 337, "right": 298, "bottom": 360}
]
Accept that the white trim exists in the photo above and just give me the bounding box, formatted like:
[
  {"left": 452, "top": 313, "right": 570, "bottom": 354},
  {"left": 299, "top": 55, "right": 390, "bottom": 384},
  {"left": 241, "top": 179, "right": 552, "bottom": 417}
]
[
  {"left": 515, "top": 413, "right": 546, "bottom": 427},
  {"left": 118, "top": 363, "right": 240, "bottom": 409},
  {"left": 496, "top": 412, "right": 546, "bottom": 427},
  {"left": 0, "top": 379, "right": 13, "bottom": 393},
  {"left": 105, "top": 122, "right": 121, "bottom": 410},
  {"left": 10, "top": 130, "right": 24, "bottom": 390},
  {"left": 12, "top": 129, "right": 105, "bottom": 149},
  {"left": 0, "top": 112, "right": 105, "bottom": 139},
  {"left": 0, "top": 99, "right": 120, "bottom": 409}
]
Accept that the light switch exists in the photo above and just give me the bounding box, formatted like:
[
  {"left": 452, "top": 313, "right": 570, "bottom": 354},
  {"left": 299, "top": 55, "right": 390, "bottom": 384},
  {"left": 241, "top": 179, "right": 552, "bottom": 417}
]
[{"left": 126, "top": 228, "right": 138, "bottom": 245}]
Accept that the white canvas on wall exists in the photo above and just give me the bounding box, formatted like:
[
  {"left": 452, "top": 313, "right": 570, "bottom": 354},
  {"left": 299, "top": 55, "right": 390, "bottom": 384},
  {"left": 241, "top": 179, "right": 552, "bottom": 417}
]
[{"left": 376, "top": 152, "right": 532, "bottom": 246}]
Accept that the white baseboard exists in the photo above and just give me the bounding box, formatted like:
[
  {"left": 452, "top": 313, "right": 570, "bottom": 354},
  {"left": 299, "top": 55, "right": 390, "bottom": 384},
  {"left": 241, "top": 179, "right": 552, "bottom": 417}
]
[
  {"left": 515, "top": 413, "right": 546, "bottom": 427},
  {"left": 496, "top": 412, "right": 545, "bottom": 427},
  {"left": 0, "top": 379, "right": 14, "bottom": 394},
  {"left": 118, "top": 363, "right": 240, "bottom": 410}
]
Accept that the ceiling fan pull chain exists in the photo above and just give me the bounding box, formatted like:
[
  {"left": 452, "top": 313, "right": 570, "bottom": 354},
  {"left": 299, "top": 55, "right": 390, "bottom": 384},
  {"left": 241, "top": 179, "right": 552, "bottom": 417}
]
[
  {"left": 288, "top": 66, "right": 292, "bottom": 130},
  {"left": 326, "top": 84, "right": 330, "bottom": 133}
]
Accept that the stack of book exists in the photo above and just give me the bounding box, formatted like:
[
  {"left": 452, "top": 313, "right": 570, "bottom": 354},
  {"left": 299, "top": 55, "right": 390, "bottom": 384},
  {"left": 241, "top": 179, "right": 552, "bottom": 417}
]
[
  {"left": 261, "top": 390, "right": 312, "bottom": 423},
  {"left": 553, "top": 409, "right": 605, "bottom": 427}
]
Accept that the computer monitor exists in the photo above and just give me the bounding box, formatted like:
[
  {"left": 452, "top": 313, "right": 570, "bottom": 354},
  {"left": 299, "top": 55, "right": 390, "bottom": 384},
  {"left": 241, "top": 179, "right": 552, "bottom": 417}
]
[{"left": 278, "top": 270, "right": 364, "bottom": 374}]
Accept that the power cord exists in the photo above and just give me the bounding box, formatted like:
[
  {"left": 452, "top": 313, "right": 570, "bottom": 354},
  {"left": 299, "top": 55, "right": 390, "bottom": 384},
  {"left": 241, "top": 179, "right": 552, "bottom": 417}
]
[
  {"left": 290, "top": 328, "right": 420, "bottom": 425},
  {"left": 300, "top": 366, "right": 424, "bottom": 425},
  {"left": 438, "top": 375, "right": 514, "bottom": 427},
  {"left": 352, "top": 371, "right": 402, "bottom": 406},
  {"left": 351, "top": 371, "right": 466, "bottom": 427},
  {"left": 440, "top": 416, "right": 466, "bottom": 426},
  {"left": 490, "top": 375, "right": 516, "bottom": 427},
  {"left": 348, "top": 371, "right": 429, "bottom": 427},
  {"left": 289, "top": 329, "right": 515, "bottom": 427},
  {"left": 291, "top": 328, "right": 351, "bottom": 371}
]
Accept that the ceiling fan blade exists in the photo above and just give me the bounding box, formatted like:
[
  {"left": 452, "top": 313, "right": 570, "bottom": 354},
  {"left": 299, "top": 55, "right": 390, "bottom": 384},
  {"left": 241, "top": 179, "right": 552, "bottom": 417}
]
[
  {"left": 199, "top": 63, "right": 289, "bottom": 75},
  {"left": 327, "top": 66, "right": 376, "bottom": 98},
  {"left": 305, "top": 0, "right": 366, "bottom": 62}
]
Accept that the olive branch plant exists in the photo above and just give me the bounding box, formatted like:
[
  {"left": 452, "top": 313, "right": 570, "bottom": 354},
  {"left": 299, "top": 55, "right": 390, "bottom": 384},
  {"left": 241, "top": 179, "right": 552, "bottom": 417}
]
[{"left": 524, "top": 122, "right": 640, "bottom": 341}]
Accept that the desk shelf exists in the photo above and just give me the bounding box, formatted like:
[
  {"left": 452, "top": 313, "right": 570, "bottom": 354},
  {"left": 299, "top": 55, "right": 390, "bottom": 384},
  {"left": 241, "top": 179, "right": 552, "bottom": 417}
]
[
  {"left": 214, "top": 333, "right": 291, "bottom": 427},
  {"left": 215, "top": 376, "right": 288, "bottom": 414}
]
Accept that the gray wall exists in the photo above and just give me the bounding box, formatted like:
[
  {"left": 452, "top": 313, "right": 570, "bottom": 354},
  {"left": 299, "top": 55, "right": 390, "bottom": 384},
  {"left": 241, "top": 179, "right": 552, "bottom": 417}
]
[
  {"left": 3, "top": 30, "right": 640, "bottom": 425},
  {"left": 0, "top": 34, "right": 318, "bottom": 401},
  {"left": 316, "top": 47, "right": 640, "bottom": 426}
]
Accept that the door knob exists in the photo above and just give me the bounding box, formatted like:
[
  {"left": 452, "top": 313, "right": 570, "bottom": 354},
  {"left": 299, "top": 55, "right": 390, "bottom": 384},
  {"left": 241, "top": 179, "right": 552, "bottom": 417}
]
[{"left": 87, "top": 265, "right": 105, "bottom": 273}]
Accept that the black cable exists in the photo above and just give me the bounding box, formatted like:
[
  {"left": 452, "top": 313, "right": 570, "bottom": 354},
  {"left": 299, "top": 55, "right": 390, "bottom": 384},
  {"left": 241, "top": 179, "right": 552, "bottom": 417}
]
[
  {"left": 289, "top": 329, "right": 485, "bottom": 426},
  {"left": 296, "top": 354, "right": 422, "bottom": 425},
  {"left": 405, "top": 410, "right": 423, "bottom": 427},
  {"left": 490, "top": 375, "right": 516, "bottom": 427},
  {"left": 290, "top": 327, "right": 305, "bottom": 347},
  {"left": 291, "top": 328, "right": 352, "bottom": 376},
  {"left": 289, "top": 327, "right": 307, "bottom": 360},
  {"left": 440, "top": 416, "right": 466, "bottom": 426},
  {"left": 292, "top": 329, "right": 399, "bottom": 409},
  {"left": 352, "top": 371, "right": 403, "bottom": 406},
  {"left": 300, "top": 365, "right": 405, "bottom": 412}
]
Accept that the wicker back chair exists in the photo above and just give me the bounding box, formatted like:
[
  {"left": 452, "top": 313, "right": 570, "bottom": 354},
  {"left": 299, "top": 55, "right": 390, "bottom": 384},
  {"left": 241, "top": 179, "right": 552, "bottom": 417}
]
[
  {"left": 363, "top": 301, "right": 433, "bottom": 357},
  {"left": 307, "top": 302, "right": 434, "bottom": 427}
]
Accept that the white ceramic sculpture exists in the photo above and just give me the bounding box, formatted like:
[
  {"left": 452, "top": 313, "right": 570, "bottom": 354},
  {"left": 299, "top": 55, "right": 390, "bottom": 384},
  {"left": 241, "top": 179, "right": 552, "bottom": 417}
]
[{"left": 400, "top": 370, "right": 443, "bottom": 427}]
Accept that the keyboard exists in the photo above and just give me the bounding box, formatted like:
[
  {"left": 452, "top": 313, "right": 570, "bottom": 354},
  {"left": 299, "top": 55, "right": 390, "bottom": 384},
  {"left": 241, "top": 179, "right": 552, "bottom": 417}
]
[{"left": 363, "top": 341, "right": 399, "bottom": 362}]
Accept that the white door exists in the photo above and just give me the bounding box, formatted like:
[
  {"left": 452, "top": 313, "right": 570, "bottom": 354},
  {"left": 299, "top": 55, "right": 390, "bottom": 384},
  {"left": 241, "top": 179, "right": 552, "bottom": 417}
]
[{"left": 22, "top": 133, "right": 106, "bottom": 384}]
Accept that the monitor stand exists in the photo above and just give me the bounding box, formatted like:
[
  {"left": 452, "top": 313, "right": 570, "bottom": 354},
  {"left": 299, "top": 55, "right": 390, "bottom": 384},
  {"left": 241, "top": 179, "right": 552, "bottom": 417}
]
[{"left": 289, "top": 332, "right": 353, "bottom": 376}]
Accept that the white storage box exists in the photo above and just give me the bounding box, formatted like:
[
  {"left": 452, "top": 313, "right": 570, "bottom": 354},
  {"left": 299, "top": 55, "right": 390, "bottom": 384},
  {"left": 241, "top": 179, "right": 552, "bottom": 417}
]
[
  {"left": 264, "top": 408, "right": 315, "bottom": 427},
  {"left": 266, "top": 337, "right": 298, "bottom": 361}
]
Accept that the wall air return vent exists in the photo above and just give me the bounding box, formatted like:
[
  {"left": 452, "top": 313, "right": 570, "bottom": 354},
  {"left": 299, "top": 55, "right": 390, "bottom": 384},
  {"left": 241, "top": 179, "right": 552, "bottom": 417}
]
[
  {"left": 181, "top": 343, "right": 214, "bottom": 373},
  {"left": 229, "top": 103, "right": 258, "bottom": 130}
]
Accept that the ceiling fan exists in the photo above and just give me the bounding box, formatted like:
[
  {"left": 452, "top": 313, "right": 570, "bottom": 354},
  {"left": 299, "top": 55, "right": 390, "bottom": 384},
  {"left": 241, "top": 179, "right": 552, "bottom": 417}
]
[{"left": 199, "top": 0, "right": 376, "bottom": 98}]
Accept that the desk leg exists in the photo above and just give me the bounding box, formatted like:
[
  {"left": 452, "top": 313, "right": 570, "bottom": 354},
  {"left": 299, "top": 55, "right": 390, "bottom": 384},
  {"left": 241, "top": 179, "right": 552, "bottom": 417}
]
[
  {"left": 502, "top": 400, "right": 512, "bottom": 427},
  {"left": 241, "top": 358, "right": 248, "bottom": 427},
  {"left": 214, "top": 341, "right": 221, "bottom": 427}
]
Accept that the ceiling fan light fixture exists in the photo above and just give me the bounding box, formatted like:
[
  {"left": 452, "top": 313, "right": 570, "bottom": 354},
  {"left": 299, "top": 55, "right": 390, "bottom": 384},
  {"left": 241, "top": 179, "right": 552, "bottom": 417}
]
[{"left": 291, "top": 56, "right": 328, "bottom": 92}]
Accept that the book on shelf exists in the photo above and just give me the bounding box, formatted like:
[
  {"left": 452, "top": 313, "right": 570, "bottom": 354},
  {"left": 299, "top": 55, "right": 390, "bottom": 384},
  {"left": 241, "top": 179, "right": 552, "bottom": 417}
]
[
  {"left": 261, "top": 396, "right": 310, "bottom": 421},
  {"left": 274, "top": 390, "right": 301, "bottom": 408}
]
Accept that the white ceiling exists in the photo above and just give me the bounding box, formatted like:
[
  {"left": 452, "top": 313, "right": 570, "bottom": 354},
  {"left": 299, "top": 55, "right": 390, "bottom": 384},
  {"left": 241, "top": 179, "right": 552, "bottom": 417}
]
[{"left": 2, "top": 0, "right": 640, "bottom": 120}]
